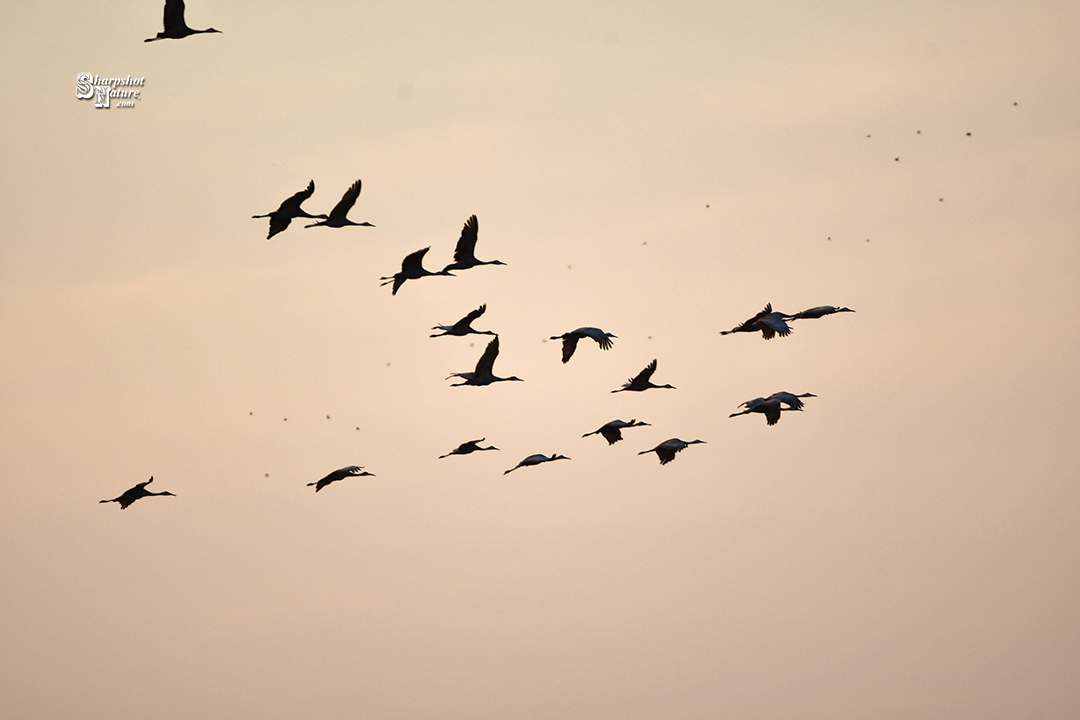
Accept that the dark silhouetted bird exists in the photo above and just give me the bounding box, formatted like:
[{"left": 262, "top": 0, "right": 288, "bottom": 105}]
[
  {"left": 305, "top": 180, "right": 374, "bottom": 228},
  {"left": 447, "top": 336, "right": 523, "bottom": 386},
  {"left": 431, "top": 304, "right": 496, "bottom": 337},
  {"left": 638, "top": 438, "right": 705, "bottom": 465},
  {"left": 504, "top": 454, "right": 570, "bottom": 474},
  {"left": 252, "top": 180, "right": 327, "bottom": 239},
  {"left": 100, "top": 477, "right": 175, "bottom": 509},
  {"left": 307, "top": 465, "right": 373, "bottom": 492},
  {"left": 582, "top": 419, "right": 650, "bottom": 445},
  {"left": 729, "top": 392, "right": 813, "bottom": 425},
  {"left": 720, "top": 303, "right": 792, "bottom": 339},
  {"left": 145, "top": 0, "right": 220, "bottom": 41},
  {"left": 784, "top": 305, "right": 855, "bottom": 320},
  {"left": 381, "top": 247, "right": 453, "bottom": 295},
  {"left": 550, "top": 327, "right": 616, "bottom": 363},
  {"left": 612, "top": 359, "right": 675, "bottom": 392},
  {"left": 441, "top": 215, "right": 505, "bottom": 272},
  {"left": 439, "top": 439, "right": 499, "bottom": 458}
]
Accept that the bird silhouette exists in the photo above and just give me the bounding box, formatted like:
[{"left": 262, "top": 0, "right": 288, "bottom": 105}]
[
  {"left": 307, "top": 465, "right": 373, "bottom": 492},
  {"left": 447, "top": 336, "right": 523, "bottom": 386},
  {"left": 504, "top": 454, "right": 570, "bottom": 474},
  {"left": 720, "top": 303, "right": 792, "bottom": 339},
  {"left": 729, "top": 392, "right": 813, "bottom": 425},
  {"left": 100, "top": 476, "right": 175, "bottom": 509},
  {"left": 441, "top": 215, "right": 505, "bottom": 272},
  {"left": 380, "top": 247, "right": 453, "bottom": 295},
  {"left": 439, "top": 439, "right": 499, "bottom": 458},
  {"left": 582, "top": 419, "right": 650, "bottom": 445},
  {"left": 145, "top": 0, "right": 220, "bottom": 41},
  {"left": 304, "top": 180, "right": 374, "bottom": 228},
  {"left": 783, "top": 305, "right": 855, "bottom": 320},
  {"left": 638, "top": 438, "right": 706, "bottom": 465},
  {"left": 612, "top": 359, "right": 675, "bottom": 392},
  {"left": 431, "top": 304, "right": 496, "bottom": 337},
  {"left": 252, "top": 180, "right": 327, "bottom": 239},
  {"left": 550, "top": 327, "right": 616, "bottom": 363}
]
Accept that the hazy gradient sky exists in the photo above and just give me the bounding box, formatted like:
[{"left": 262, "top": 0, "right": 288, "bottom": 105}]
[{"left": 2, "top": 1, "right": 1079, "bottom": 718}]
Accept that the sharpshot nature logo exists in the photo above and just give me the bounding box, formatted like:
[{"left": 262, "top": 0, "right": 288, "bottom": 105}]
[{"left": 76, "top": 73, "right": 145, "bottom": 109}]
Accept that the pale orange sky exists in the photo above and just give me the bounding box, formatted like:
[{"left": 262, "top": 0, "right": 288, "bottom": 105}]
[{"left": 2, "top": 1, "right": 1079, "bottom": 718}]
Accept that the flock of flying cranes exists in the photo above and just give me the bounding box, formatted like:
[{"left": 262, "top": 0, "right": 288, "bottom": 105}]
[{"left": 101, "top": 0, "right": 856, "bottom": 506}]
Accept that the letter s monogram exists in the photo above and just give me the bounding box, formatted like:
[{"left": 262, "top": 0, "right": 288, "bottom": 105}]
[{"left": 76, "top": 73, "right": 94, "bottom": 99}]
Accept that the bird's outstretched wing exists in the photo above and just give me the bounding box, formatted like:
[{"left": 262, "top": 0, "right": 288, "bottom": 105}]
[
  {"left": 453, "top": 215, "right": 479, "bottom": 263},
  {"left": 328, "top": 180, "right": 361, "bottom": 221}
]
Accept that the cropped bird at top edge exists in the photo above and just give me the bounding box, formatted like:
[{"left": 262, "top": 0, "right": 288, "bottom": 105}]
[
  {"left": 100, "top": 476, "right": 175, "bottom": 509},
  {"left": 447, "top": 335, "right": 523, "bottom": 386},
  {"left": 380, "top": 247, "right": 453, "bottom": 295},
  {"left": 441, "top": 215, "right": 505, "bottom": 272},
  {"left": 783, "top": 305, "right": 855, "bottom": 320},
  {"left": 252, "top": 180, "right": 327, "bottom": 239},
  {"left": 307, "top": 466, "right": 373, "bottom": 492},
  {"left": 720, "top": 303, "right": 792, "bottom": 339},
  {"left": 304, "top": 179, "right": 374, "bottom": 228},
  {"left": 439, "top": 439, "right": 499, "bottom": 459},
  {"left": 582, "top": 419, "right": 650, "bottom": 445},
  {"left": 504, "top": 454, "right": 570, "bottom": 474},
  {"left": 431, "top": 304, "right": 496, "bottom": 337},
  {"left": 145, "top": 0, "right": 220, "bottom": 41},
  {"left": 638, "top": 438, "right": 706, "bottom": 465},
  {"left": 550, "top": 327, "right": 616, "bottom": 363},
  {"left": 612, "top": 359, "right": 675, "bottom": 392}
]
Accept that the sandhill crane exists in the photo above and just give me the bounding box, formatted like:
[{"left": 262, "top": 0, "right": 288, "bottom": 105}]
[
  {"left": 448, "top": 336, "right": 523, "bottom": 386},
  {"left": 307, "top": 465, "right": 373, "bottom": 492},
  {"left": 380, "top": 247, "right": 453, "bottom": 295},
  {"left": 550, "top": 327, "right": 616, "bottom": 363},
  {"left": 304, "top": 179, "right": 374, "bottom": 228},
  {"left": 729, "top": 392, "right": 813, "bottom": 425},
  {"left": 431, "top": 304, "right": 496, "bottom": 337},
  {"left": 612, "top": 359, "right": 675, "bottom": 392},
  {"left": 638, "top": 438, "right": 705, "bottom": 465},
  {"left": 784, "top": 305, "right": 855, "bottom": 320},
  {"left": 582, "top": 419, "right": 650, "bottom": 445},
  {"left": 100, "top": 476, "right": 175, "bottom": 509},
  {"left": 720, "top": 303, "right": 792, "bottom": 339},
  {"left": 504, "top": 453, "right": 570, "bottom": 474},
  {"left": 145, "top": 0, "right": 220, "bottom": 41},
  {"left": 439, "top": 439, "right": 499, "bottom": 458},
  {"left": 441, "top": 215, "right": 505, "bottom": 272},
  {"left": 252, "top": 180, "right": 327, "bottom": 239}
]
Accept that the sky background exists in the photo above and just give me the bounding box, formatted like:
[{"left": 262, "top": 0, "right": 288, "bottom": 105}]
[{"left": 2, "top": 0, "right": 1079, "bottom": 717}]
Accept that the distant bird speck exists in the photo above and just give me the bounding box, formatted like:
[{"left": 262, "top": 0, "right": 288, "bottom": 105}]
[
  {"left": 612, "top": 359, "right": 675, "bottom": 392},
  {"left": 308, "top": 465, "right": 373, "bottom": 492},
  {"left": 638, "top": 438, "right": 705, "bottom": 465},
  {"left": 550, "top": 327, "right": 616, "bottom": 363},
  {"left": 966, "top": 132, "right": 971, "bottom": 136},
  {"left": 304, "top": 179, "right": 374, "bottom": 228},
  {"left": 100, "top": 477, "right": 175, "bottom": 509},
  {"left": 504, "top": 454, "right": 570, "bottom": 474},
  {"left": 145, "top": 0, "right": 220, "bottom": 41}
]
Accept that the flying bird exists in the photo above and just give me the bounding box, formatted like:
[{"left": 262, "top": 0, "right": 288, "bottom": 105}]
[
  {"left": 100, "top": 476, "right": 175, "bottom": 509},
  {"left": 439, "top": 438, "right": 499, "bottom": 458},
  {"left": 431, "top": 304, "right": 496, "bottom": 337},
  {"left": 638, "top": 438, "right": 706, "bottom": 465},
  {"left": 307, "top": 465, "right": 373, "bottom": 492},
  {"left": 783, "top": 305, "right": 855, "bottom": 320},
  {"left": 145, "top": 0, "right": 220, "bottom": 41},
  {"left": 304, "top": 179, "right": 374, "bottom": 228},
  {"left": 447, "top": 336, "right": 523, "bottom": 386},
  {"left": 550, "top": 327, "right": 616, "bottom": 363},
  {"left": 720, "top": 303, "right": 792, "bottom": 339},
  {"left": 504, "top": 454, "right": 570, "bottom": 474},
  {"left": 582, "top": 419, "right": 650, "bottom": 445},
  {"left": 612, "top": 359, "right": 675, "bottom": 392},
  {"left": 252, "top": 180, "right": 327, "bottom": 239},
  {"left": 729, "top": 392, "right": 813, "bottom": 425},
  {"left": 441, "top": 215, "right": 505, "bottom": 272},
  {"left": 380, "top": 247, "right": 453, "bottom": 295}
]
